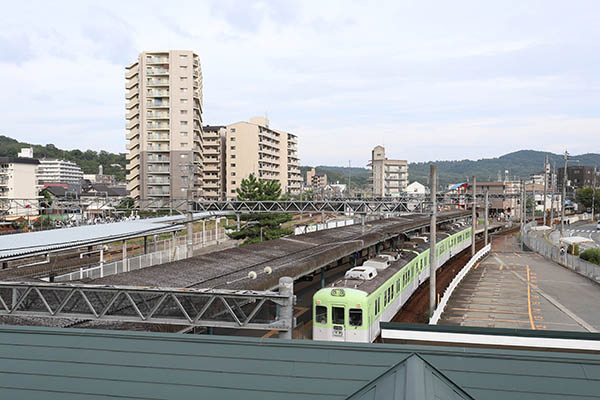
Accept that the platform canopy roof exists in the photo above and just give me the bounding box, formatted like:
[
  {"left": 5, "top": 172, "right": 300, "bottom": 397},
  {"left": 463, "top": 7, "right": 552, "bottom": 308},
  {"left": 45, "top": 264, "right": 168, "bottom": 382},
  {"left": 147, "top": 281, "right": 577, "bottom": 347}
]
[{"left": 0, "top": 323, "right": 599, "bottom": 399}]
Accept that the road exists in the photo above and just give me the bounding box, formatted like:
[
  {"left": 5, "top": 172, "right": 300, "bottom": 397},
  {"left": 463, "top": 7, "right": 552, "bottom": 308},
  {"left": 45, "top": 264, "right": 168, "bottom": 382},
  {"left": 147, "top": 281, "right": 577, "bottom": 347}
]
[
  {"left": 439, "top": 235, "right": 600, "bottom": 332},
  {"left": 548, "top": 222, "right": 600, "bottom": 247}
]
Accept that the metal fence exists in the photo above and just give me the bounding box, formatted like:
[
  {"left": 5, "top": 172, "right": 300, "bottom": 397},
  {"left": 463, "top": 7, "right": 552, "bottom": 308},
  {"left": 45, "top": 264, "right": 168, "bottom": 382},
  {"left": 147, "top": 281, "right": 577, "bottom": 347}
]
[
  {"left": 430, "top": 243, "right": 492, "bottom": 325},
  {"left": 523, "top": 226, "right": 600, "bottom": 283},
  {"left": 54, "top": 227, "right": 228, "bottom": 282}
]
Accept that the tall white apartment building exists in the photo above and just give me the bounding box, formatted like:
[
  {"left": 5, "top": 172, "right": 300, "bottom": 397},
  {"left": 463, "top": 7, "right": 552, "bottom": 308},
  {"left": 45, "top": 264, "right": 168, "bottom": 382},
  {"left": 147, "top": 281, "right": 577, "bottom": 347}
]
[
  {"left": 37, "top": 159, "right": 84, "bottom": 184},
  {"left": 225, "top": 117, "right": 301, "bottom": 199},
  {"left": 125, "top": 50, "right": 204, "bottom": 201},
  {"left": 369, "top": 145, "right": 408, "bottom": 197}
]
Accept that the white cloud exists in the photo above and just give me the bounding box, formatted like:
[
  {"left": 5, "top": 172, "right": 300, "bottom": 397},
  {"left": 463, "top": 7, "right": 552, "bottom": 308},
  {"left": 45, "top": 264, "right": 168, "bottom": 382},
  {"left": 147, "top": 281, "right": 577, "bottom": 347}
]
[{"left": 0, "top": 0, "right": 598, "bottom": 164}]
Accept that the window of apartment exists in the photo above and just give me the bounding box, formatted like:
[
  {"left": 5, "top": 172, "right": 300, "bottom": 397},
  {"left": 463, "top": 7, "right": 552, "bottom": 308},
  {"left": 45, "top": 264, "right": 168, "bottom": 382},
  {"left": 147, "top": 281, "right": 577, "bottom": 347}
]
[
  {"left": 180, "top": 87, "right": 188, "bottom": 92},
  {"left": 180, "top": 132, "right": 188, "bottom": 137},
  {"left": 230, "top": 163, "right": 236, "bottom": 167},
  {"left": 231, "top": 180, "right": 236, "bottom": 185},
  {"left": 230, "top": 128, "right": 236, "bottom": 133},
  {"left": 230, "top": 146, "right": 236, "bottom": 150},
  {"left": 180, "top": 76, "right": 188, "bottom": 81},
  {"left": 180, "top": 154, "right": 187, "bottom": 159},
  {"left": 180, "top": 121, "right": 188, "bottom": 126},
  {"left": 231, "top": 190, "right": 236, "bottom": 194},
  {"left": 230, "top": 137, "right": 236, "bottom": 142},
  {"left": 180, "top": 99, "right": 188, "bottom": 104},
  {"left": 179, "top": 54, "right": 188, "bottom": 59},
  {"left": 231, "top": 155, "right": 236, "bottom": 159},
  {"left": 181, "top": 142, "right": 188, "bottom": 147},
  {"left": 180, "top": 65, "right": 188, "bottom": 69},
  {"left": 180, "top": 110, "right": 188, "bottom": 115},
  {"left": 231, "top": 172, "right": 236, "bottom": 176}
]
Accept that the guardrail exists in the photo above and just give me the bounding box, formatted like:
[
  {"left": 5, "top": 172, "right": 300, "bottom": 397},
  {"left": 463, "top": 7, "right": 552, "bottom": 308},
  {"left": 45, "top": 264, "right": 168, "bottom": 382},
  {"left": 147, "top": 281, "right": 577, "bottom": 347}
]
[
  {"left": 523, "top": 225, "right": 600, "bottom": 283},
  {"left": 429, "top": 243, "right": 491, "bottom": 325}
]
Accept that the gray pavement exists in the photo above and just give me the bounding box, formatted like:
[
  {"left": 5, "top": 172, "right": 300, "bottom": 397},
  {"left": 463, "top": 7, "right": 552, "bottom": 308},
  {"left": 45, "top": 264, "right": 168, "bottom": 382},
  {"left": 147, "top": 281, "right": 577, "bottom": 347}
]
[{"left": 439, "top": 235, "right": 600, "bottom": 332}]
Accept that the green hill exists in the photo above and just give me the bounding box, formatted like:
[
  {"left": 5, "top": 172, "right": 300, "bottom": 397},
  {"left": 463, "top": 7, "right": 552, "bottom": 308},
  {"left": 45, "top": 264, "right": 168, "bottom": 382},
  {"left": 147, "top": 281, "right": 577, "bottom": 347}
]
[{"left": 0, "top": 135, "right": 126, "bottom": 182}]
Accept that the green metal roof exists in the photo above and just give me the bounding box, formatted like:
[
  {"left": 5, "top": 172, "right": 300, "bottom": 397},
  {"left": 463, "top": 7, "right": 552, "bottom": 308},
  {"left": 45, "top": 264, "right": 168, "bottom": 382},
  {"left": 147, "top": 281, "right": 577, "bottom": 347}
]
[{"left": 0, "top": 324, "right": 599, "bottom": 399}]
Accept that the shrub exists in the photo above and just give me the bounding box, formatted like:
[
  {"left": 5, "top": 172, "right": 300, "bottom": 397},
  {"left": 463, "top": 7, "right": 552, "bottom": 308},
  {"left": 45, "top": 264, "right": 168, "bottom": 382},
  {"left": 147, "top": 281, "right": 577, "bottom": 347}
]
[{"left": 580, "top": 248, "right": 600, "bottom": 266}]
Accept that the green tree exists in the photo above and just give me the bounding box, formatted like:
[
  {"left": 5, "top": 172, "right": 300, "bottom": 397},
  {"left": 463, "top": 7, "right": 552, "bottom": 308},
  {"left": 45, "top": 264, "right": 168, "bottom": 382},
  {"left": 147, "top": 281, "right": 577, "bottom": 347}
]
[
  {"left": 575, "top": 187, "right": 600, "bottom": 211},
  {"left": 228, "top": 174, "right": 292, "bottom": 245}
]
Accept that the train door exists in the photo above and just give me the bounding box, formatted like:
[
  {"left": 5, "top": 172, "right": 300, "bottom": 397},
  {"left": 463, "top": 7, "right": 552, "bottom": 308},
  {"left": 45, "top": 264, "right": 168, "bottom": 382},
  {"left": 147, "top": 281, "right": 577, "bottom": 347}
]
[{"left": 330, "top": 305, "right": 346, "bottom": 342}]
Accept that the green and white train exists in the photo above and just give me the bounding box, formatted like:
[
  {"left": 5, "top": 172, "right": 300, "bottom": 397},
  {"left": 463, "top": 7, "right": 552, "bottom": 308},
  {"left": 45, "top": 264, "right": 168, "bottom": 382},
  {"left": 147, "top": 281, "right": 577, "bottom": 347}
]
[{"left": 313, "top": 224, "right": 472, "bottom": 342}]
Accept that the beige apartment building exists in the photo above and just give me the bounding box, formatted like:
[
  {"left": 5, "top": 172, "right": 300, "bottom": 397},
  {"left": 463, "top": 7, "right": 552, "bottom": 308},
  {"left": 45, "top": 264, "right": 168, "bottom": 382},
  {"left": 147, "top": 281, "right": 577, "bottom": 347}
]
[
  {"left": 0, "top": 156, "right": 40, "bottom": 215},
  {"left": 306, "top": 168, "right": 327, "bottom": 189},
  {"left": 125, "top": 50, "right": 204, "bottom": 201},
  {"left": 202, "top": 125, "right": 226, "bottom": 200},
  {"left": 225, "top": 117, "right": 301, "bottom": 199},
  {"left": 369, "top": 145, "right": 408, "bottom": 197}
]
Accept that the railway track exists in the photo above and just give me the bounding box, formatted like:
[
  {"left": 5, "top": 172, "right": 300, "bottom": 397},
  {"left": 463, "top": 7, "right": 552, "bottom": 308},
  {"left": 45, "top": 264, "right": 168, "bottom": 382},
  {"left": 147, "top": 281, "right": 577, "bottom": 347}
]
[{"left": 389, "top": 226, "right": 519, "bottom": 325}]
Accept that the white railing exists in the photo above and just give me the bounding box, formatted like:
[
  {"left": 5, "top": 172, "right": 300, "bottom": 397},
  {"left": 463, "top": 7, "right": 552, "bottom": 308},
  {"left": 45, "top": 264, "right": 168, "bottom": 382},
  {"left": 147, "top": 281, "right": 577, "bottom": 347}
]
[
  {"left": 294, "top": 218, "right": 357, "bottom": 235},
  {"left": 54, "top": 228, "right": 228, "bottom": 282},
  {"left": 429, "top": 243, "right": 492, "bottom": 325}
]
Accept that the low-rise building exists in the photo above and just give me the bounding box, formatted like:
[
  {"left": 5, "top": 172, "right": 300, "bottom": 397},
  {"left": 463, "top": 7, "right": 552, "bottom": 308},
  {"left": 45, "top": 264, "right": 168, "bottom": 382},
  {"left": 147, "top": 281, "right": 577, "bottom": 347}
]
[
  {"left": 0, "top": 156, "right": 40, "bottom": 215},
  {"left": 369, "top": 145, "right": 408, "bottom": 197}
]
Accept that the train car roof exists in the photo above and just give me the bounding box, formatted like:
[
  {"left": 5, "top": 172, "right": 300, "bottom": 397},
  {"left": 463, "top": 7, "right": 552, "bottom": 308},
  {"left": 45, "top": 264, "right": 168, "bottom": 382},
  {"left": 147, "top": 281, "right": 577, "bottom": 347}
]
[{"left": 328, "top": 228, "right": 468, "bottom": 295}]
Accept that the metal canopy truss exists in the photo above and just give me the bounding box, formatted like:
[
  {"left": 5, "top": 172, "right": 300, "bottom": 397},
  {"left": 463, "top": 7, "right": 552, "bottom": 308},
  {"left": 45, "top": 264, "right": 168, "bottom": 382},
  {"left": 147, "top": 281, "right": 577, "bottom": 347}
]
[
  {"left": 2, "top": 194, "right": 523, "bottom": 217},
  {"left": 0, "top": 281, "right": 294, "bottom": 332}
]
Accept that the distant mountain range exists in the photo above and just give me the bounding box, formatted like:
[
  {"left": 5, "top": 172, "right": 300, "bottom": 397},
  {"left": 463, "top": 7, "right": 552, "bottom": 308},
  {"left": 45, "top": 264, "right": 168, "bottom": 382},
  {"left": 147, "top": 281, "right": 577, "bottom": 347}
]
[{"left": 303, "top": 150, "right": 600, "bottom": 189}]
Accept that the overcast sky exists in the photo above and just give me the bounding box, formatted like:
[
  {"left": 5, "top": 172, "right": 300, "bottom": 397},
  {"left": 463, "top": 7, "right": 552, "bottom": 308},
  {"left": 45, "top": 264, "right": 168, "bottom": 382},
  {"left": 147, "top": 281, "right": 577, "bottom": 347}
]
[{"left": 1, "top": 1, "right": 598, "bottom": 167}]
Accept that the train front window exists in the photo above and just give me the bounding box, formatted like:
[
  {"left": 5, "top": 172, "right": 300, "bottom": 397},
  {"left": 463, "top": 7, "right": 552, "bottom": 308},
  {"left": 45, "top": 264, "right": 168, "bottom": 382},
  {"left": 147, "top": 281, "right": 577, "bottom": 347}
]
[
  {"left": 349, "top": 309, "right": 362, "bottom": 327},
  {"left": 332, "top": 307, "right": 345, "bottom": 325},
  {"left": 316, "top": 306, "right": 327, "bottom": 324}
]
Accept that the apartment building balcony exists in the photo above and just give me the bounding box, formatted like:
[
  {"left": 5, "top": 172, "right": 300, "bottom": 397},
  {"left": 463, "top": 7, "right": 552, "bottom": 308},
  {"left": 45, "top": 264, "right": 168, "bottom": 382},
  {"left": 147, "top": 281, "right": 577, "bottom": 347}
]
[
  {"left": 126, "top": 108, "right": 139, "bottom": 120},
  {"left": 147, "top": 133, "right": 170, "bottom": 141},
  {"left": 147, "top": 89, "right": 169, "bottom": 97},
  {"left": 125, "top": 66, "right": 139, "bottom": 80},
  {"left": 126, "top": 137, "right": 140, "bottom": 151},
  {"left": 126, "top": 129, "right": 139, "bottom": 140},
  {"left": 147, "top": 165, "right": 170, "bottom": 174},
  {"left": 147, "top": 100, "right": 169, "bottom": 108},
  {"left": 147, "top": 154, "right": 170, "bottom": 163},
  {"left": 146, "top": 56, "right": 169, "bottom": 64},
  {"left": 147, "top": 122, "right": 169, "bottom": 130},
  {"left": 126, "top": 76, "right": 139, "bottom": 89},
  {"left": 0, "top": 176, "right": 9, "bottom": 186},
  {"left": 126, "top": 118, "right": 140, "bottom": 130},
  {"left": 385, "top": 175, "right": 401, "bottom": 181},
  {"left": 147, "top": 111, "right": 169, "bottom": 119},
  {"left": 147, "top": 176, "right": 170, "bottom": 185},
  {"left": 148, "top": 189, "right": 171, "bottom": 197},
  {"left": 203, "top": 148, "right": 219, "bottom": 156},
  {"left": 126, "top": 97, "right": 139, "bottom": 110},
  {"left": 147, "top": 78, "right": 169, "bottom": 86},
  {"left": 127, "top": 156, "right": 140, "bottom": 170},
  {"left": 146, "top": 68, "right": 169, "bottom": 76}
]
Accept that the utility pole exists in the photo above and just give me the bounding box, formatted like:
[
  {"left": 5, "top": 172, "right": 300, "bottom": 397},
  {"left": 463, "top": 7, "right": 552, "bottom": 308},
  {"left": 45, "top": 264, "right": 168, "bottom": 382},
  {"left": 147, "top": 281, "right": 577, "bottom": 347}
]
[
  {"left": 429, "top": 165, "right": 437, "bottom": 317},
  {"left": 180, "top": 162, "right": 196, "bottom": 258},
  {"left": 592, "top": 166, "right": 597, "bottom": 222},
  {"left": 471, "top": 176, "right": 477, "bottom": 257},
  {"left": 543, "top": 156, "right": 548, "bottom": 226},
  {"left": 531, "top": 180, "right": 536, "bottom": 222},
  {"left": 550, "top": 162, "right": 557, "bottom": 228},
  {"left": 484, "top": 190, "right": 489, "bottom": 246},
  {"left": 520, "top": 180, "right": 524, "bottom": 251},
  {"left": 561, "top": 151, "right": 568, "bottom": 235},
  {"left": 348, "top": 160, "right": 352, "bottom": 198}
]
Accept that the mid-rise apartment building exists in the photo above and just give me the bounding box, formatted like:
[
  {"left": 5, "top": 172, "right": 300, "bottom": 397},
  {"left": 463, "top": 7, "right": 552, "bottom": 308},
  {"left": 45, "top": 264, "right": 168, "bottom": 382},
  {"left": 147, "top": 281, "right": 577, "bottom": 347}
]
[
  {"left": 202, "top": 125, "right": 226, "bottom": 200},
  {"left": 0, "top": 156, "right": 40, "bottom": 215},
  {"left": 125, "top": 50, "right": 204, "bottom": 201},
  {"left": 225, "top": 117, "right": 301, "bottom": 199},
  {"left": 306, "top": 168, "right": 327, "bottom": 189},
  {"left": 558, "top": 165, "right": 598, "bottom": 194},
  {"left": 37, "top": 159, "right": 84, "bottom": 184},
  {"left": 369, "top": 146, "right": 408, "bottom": 197}
]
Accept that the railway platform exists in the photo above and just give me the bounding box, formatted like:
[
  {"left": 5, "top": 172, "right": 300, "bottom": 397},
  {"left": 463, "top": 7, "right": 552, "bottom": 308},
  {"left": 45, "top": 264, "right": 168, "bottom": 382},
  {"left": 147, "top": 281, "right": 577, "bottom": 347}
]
[{"left": 438, "top": 234, "right": 600, "bottom": 332}]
